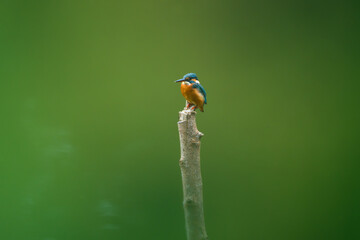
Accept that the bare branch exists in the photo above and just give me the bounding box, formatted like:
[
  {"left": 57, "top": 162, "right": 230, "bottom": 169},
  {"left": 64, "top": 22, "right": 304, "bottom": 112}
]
[{"left": 178, "top": 110, "right": 208, "bottom": 240}]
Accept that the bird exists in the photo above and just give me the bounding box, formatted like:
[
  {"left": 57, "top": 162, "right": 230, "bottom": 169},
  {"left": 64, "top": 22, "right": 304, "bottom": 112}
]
[{"left": 175, "top": 73, "right": 207, "bottom": 112}]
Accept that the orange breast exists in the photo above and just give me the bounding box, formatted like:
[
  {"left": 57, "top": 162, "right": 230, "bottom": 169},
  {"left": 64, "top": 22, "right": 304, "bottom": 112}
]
[{"left": 180, "top": 83, "right": 205, "bottom": 108}]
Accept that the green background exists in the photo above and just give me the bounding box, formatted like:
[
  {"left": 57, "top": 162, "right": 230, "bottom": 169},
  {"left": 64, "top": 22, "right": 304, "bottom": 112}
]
[{"left": 1, "top": 0, "right": 359, "bottom": 239}]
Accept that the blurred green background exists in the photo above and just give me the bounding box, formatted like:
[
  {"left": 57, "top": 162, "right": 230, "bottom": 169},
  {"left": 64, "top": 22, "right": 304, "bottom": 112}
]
[{"left": 1, "top": 0, "right": 359, "bottom": 239}]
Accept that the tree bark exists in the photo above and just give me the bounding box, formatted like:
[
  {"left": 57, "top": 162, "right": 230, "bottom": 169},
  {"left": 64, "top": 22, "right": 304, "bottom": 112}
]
[{"left": 177, "top": 109, "right": 208, "bottom": 240}]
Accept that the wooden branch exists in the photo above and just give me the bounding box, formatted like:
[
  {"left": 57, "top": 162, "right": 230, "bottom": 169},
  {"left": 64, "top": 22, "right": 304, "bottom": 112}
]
[{"left": 177, "top": 109, "right": 208, "bottom": 240}]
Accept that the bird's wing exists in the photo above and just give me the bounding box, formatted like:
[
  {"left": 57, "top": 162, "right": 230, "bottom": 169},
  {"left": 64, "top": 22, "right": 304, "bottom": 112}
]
[{"left": 192, "top": 83, "right": 207, "bottom": 104}]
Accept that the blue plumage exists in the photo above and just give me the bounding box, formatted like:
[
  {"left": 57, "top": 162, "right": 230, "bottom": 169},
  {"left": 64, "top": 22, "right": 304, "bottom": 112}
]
[
  {"left": 192, "top": 83, "right": 207, "bottom": 104},
  {"left": 183, "top": 73, "right": 198, "bottom": 80}
]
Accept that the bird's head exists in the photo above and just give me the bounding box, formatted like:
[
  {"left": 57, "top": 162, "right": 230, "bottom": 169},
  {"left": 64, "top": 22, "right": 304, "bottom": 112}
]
[{"left": 175, "top": 73, "right": 199, "bottom": 84}]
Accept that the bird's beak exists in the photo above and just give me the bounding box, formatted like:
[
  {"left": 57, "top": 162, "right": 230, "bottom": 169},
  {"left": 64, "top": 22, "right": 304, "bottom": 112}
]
[{"left": 175, "top": 78, "right": 186, "bottom": 83}]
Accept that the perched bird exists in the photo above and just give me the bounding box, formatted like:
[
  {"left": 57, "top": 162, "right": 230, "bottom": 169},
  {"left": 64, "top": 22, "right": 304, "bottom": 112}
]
[{"left": 175, "top": 73, "right": 207, "bottom": 112}]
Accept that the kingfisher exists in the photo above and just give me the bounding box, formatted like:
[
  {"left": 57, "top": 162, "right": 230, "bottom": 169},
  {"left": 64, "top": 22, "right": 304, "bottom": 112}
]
[{"left": 175, "top": 73, "right": 207, "bottom": 112}]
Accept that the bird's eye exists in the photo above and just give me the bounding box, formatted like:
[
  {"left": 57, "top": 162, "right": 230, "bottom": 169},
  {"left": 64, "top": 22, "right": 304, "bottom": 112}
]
[{"left": 186, "top": 77, "right": 189, "bottom": 80}]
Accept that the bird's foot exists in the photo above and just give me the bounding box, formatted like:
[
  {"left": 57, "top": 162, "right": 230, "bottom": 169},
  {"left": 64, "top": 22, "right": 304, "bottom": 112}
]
[
  {"left": 190, "top": 105, "right": 197, "bottom": 111},
  {"left": 185, "top": 103, "right": 194, "bottom": 110}
]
